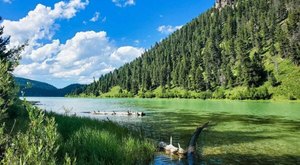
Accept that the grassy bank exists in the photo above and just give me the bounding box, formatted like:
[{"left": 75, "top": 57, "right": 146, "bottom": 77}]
[
  {"left": 51, "top": 113, "right": 155, "bottom": 164},
  {"left": 2, "top": 102, "right": 155, "bottom": 164}
]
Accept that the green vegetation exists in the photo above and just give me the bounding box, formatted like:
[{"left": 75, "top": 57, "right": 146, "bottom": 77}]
[
  {"left": 0, "top": 17, "right": 155, "bottom": 164},
  {"left": 101, "top": 86, "right": 134, "bottom": 98},
  {"left": 93, "top": 85, "right": 271, "bottom": 100},
  {"left": 71, "top": 0, "right": 300, "bottom": 100},
  {"left": 1, "top": 104, "right": 60, "bottom": 165},
  {"left": 52, "top": 113, "right": 155, "bottom": 164},
  {"left": 1, "top": 103, "right": 155, "bottom": 164}
]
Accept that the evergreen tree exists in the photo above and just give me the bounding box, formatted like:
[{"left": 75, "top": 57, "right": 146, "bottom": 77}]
[
  {"left": 73, "top": 0, "right": 300, "bottom": 99},
  {"left": 0, "top": 18, "right": 24, "bottom": 113}
]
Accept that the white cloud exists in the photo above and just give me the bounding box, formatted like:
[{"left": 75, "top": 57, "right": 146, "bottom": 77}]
[
  {"left": 89, "top": 12, "right": 100, "bottom": 22},
  {"left": 1, "top": 0, "right": 89, "bottom": 53},
  {"left": 13, "top": 31, "right": 144, "bottom": 85},
  {"left": 112, "top": 0, "right": 135, "bottom": 7},
  {"left": 30, "top": 40, "right": 60, "bottom": 62},
  {"left": 110, "top": 46, "right": 144, "bottom": 66},
  {"left": 157, "top": 25, "right": 183, "bottom": 35},
  {"left": 2, "top": 0, "right": 143, "bottom": 87},
  {"left": 2, "top": 0, "right": 12, "bottom": 4},
  {"left": 124, "top": 0, "right": 135, "bottom": 6},
  {"left": 55, "top": 31, "right": 112, "bottom": 66}
]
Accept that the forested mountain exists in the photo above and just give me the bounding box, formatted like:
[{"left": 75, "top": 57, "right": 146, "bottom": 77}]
[
  {"left": 71, "top": 0, "right": 300, "bottom": 100},
  {"left": 15, "top": 77, "right": 84, "bottom": 97}
]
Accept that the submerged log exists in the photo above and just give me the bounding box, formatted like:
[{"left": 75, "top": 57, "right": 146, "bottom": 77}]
[
  {"left": 88, "top": 111, "right": 146, "bottom": 117},
  {"left": 28, "top": 101, "right": 41, "bottom": 105},
  {"left": 187, "top": 122, "right": 210, "bottom": 164}
]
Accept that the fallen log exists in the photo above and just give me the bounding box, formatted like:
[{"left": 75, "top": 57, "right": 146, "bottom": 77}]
[
  {"left": 28, "top": 101, "right": 41, "bottom": 105},
  {"left": 85, "top": 111, "right": 146, "bottom": 117},
  {"left": 187, "top": 122, "right": 210, "bottom": 164}
]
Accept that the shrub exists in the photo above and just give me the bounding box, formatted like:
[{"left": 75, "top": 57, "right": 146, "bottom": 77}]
[
  {"left": 225, "top": 87, "right": 271, "bottom": 100},
  {"left": 212, "top": 87, "right": 226, "bottom": 99},
  {"left": 101, "top": 86, "right": 134, "bottom": 98},
  {"left": 1, "top": 105, "right": 59, "bottom": 165}
]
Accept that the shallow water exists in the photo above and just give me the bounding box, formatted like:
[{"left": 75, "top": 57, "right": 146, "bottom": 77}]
[{"left": 25, "top": 97, "right": 300, "bottom": 164}]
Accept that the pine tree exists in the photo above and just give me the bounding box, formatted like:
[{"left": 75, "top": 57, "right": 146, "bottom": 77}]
[{"left": 0, "top": 19, "right": 24, "bottom": 113}]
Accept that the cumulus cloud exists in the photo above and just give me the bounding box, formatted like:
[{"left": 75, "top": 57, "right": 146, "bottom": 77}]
[
  {"left": 157, "top": 25, "right": 183, "bottom": 35},
  {"left": 110, "top": 46, "right": 144, "bottom": 66},
  {"left": 13, "top": 31, "right": 144, "bottom": 85},
  {"left": 89, "top": 12, "right": 100, "bottom": 22},
  {"left": 112, "top": 0, "right": 135, "bottom": 7},
  {"left": 30, "top": 40, "right": 60, "bottom": 62},
  {"left": 2, "top": 0, "right": 143, "bottom": 87},
  {"left": 1, "top": 0, "right": 89, "bottom": 53}
]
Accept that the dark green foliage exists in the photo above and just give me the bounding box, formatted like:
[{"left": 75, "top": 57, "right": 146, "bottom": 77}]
[
  {"left": 71, "top": 0, "right": 299, "bottom": 100},
  {"left": 268, "top": 72, "right": 281, "bottom": 87}
]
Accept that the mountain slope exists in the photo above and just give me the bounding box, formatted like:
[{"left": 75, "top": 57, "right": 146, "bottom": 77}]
[
  {"left": 71, "top": 0, "right": 300, "bottom": 100},
  {"left": 15, "top": 77, "right": 57, "bottom": 91},
  {"left": 15, "top": 77, "right": 84, "bottom": 97}
]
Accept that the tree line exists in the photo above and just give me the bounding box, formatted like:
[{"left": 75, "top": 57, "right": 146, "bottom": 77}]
[{"left": 71, "top": 0, "right": 299, "bottom": 99}]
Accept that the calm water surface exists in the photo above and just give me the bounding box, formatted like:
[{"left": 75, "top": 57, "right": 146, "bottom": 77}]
[{"left": 26, "top": 97, "right": 300, "bottom": 164}]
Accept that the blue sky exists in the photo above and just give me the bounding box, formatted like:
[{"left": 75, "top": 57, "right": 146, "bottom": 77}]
[{"left": 1, "top": 0, "right": 214, "bottom": 88}]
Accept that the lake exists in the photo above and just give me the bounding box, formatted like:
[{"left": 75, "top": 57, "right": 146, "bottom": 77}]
[{"left": 25, "top": 97, "right": 300, "bottom": 164}]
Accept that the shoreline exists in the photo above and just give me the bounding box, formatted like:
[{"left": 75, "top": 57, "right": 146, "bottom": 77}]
[{"left": 64, "top": 96, "right": 300, "bottom": 103}]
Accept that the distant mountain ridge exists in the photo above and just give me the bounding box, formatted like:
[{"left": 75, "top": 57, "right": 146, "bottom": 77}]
[{"left": 15, "top": 77, "right": 84, "bottom": 97}]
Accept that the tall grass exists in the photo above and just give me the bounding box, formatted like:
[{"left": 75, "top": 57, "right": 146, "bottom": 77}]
[
  {"left": 2, "top": 104, "right": 155, "bottom": 164},
  {"left": 50, "top": 113, "right": 155, "bottom": 164}
]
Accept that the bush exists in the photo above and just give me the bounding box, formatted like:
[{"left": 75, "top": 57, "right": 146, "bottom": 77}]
[
  {"left": 101, "top": 86, "right": 134, "bottom": 98},
  {"left": 288, "top": 94, "right": 297, "bottom": 100},
  {"left": 1, "top": 105, "right": 59, "bottom": 164},
  {"left": 225, "top": 87, "right": 271, "bottom": 100},
  {"left": 197, "top": 91, "right": 213, "bottom": 99},
  {"left": 212, "top": 87, "right": 226, "bottom": 99}
]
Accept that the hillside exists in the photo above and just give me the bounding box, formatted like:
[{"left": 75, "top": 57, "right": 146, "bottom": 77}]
[
  {"left": 15, "top": 77, "right": 84, "bottom": 97},
  {"left": 71, "top": 0, "right": 300, "bottom": 100}
]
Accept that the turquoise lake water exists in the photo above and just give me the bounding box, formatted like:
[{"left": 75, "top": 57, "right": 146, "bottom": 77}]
[{"left": 25, "top": 97, "right": 300, "bottom": 164}]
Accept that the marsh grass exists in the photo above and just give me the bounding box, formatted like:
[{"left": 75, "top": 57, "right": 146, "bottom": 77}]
[
  {"left": 2, "top": 106, "right": 155, "bottom": 164},
  {"left": 49, "top": 113, "right": 155, "bottom": 164}
]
